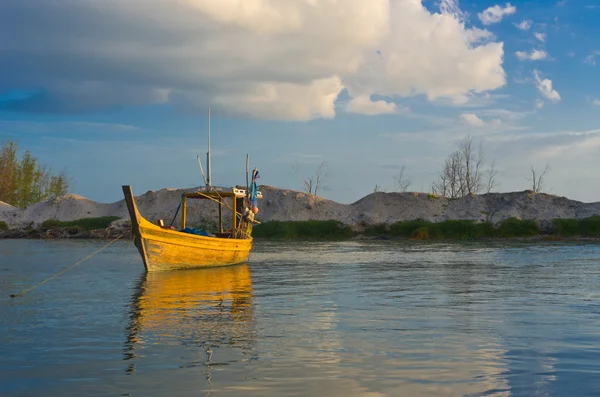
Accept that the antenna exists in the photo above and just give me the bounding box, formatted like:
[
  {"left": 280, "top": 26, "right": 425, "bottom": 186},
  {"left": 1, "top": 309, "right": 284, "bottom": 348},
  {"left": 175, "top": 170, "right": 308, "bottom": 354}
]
[{"left": 206, "top": 107, "right": 211, "bottom": 187}]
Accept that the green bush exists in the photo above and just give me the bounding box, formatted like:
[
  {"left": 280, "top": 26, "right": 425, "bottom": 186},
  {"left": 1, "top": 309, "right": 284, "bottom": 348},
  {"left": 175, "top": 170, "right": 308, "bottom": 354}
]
[
  {"left": 496, "top": 217, "right": 539, "bottom": 238},
  {"left": 363, "top": 223, "right": 390, "bottom": 236},
  {"left": 40, "top": 216, "right": 121, "bottom": 231},
  {"left": 410, "top": 227, "right": 430, "bottom": 240},
  {"left": 388, "top": 219, "right": 432, "bottom": 237},
  {"left": 475, "top": 221, "right": 496, "bottom": 238},
  {"left": 580, "top": 216, "right": 600, "bottom": 237},
  {"left": 438, "top": 220, "right": 481, "bottom": 239},
  {"left": 552, "top": 218, "right": 579, "bottom": 236},
  {"left": 253, "top": 220, "right": 354, "bottom": 239},
  {"left": 0, "top": 220, "right": 8, "bottom": 231}
]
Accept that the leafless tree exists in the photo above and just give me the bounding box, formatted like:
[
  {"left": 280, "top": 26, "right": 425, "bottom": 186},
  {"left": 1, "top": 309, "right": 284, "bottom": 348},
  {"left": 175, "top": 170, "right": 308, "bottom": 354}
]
[
  {"left": 432, "top": 150, "right": 464, "bottom": 198},
  {"left": 526, "top": 163, "right": 550, "bottom": 193},
  {"left": 394, "top": 165, "right": 412, "bottom": 192},
  {"left": 432, "top": 135, "right": 496, "bottom": 198},
  {"left": 373, "top": 184, "right": 382, "bottom": 193},
  {"left": 294, "top": 160, "right": 329, "bottom": 196},
  {"left": 486, "top": 159, "right": 499, "bottom": 193},
  {"left": 459, "top": 136, "right": 485, "bottom": 195}
]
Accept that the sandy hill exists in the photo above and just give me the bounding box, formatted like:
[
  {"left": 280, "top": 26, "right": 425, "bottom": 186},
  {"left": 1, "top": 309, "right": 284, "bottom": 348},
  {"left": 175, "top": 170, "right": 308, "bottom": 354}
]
[{"left": 1, "top": 185, "right": 600, "bottom": 229}]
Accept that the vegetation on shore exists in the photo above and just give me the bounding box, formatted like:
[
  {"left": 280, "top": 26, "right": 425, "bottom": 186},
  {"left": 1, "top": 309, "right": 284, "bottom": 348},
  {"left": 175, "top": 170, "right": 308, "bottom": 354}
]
[
  {"left": 252, "top": 220, "right": 354, "bottom": 239},
  {"left": 2, "top": 216, "right": 600, "bottom": 240},
  {"left": 252, "top": 217, "right": 600, "bottom": 240},
  {"left": 0, "top": 140, "right": 71, "bottom": 208},
  {"left": 40, "top": 217, "right": 121, "bottom": 231}
]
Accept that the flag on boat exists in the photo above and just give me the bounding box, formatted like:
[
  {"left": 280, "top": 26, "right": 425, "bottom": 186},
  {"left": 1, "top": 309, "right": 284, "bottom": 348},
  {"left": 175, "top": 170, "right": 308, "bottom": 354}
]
[{"left": 250, "top": 168, "right": 260, "bottom": 208}]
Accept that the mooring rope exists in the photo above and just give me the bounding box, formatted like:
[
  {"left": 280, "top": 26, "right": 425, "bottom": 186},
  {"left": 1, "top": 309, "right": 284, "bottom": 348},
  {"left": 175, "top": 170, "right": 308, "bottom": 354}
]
[{"left": 9, "top": 234, "right": 123, "bottom": 298}]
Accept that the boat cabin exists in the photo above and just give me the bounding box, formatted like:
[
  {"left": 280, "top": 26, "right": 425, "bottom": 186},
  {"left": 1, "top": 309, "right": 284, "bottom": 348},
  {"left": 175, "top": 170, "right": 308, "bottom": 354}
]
[{"left": 176, "top": 186, "right": 262, "bottom": 238}]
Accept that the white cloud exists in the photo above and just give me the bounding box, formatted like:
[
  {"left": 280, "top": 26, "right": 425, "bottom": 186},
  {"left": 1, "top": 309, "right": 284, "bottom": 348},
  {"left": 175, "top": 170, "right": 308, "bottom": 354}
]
[
  {"left": 593, "top": 99, "right": 600, "bottom": 106},
  {"left": 515, "top": 20, "right": 533, "bottom": 30},
  {"left": 1, "top": 0, "right": 507, "bottom": 121},
  {"left": 516, "top": 49, "right": 548, "bottom": 61},
  {"left": 535, "top": 99, "right": 545, "bottom": 109},
  {"left": 479, "top": 3, "right": 517, "bottom": 25},
  {"left": 534, "top": 32, "right": 546, "bottom": 42},
  {"left": 346, "top": 96, "right": 397, "bottom": 115},
  {"left": 460, "top": 113, "right": 485, "bottom": 127},
  {"left": 533, "top": 70, "right": 561, "bottom": 102}
]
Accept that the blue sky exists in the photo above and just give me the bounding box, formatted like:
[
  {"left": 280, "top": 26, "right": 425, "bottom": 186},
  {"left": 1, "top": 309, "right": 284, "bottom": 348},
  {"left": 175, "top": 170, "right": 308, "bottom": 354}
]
[{"left": 1, "top": 0, "right": 599, "bottom": 204}]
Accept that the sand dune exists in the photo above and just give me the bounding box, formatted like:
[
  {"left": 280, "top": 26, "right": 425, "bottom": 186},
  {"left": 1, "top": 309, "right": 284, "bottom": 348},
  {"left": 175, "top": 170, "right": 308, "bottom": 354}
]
[{"left": 1, "top": 185, "right": 600, "bottom": 229}]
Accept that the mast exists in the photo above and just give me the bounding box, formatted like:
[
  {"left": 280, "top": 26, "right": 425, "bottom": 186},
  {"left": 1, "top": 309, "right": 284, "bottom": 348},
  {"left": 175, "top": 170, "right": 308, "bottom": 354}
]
[{"left": 206, "top": 107, "right": 211, "bottom": 187}]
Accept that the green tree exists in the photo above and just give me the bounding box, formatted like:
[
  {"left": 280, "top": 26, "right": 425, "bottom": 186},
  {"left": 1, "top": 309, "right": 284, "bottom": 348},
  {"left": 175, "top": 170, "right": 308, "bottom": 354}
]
[{"left": 0, "top": 140, "right": 71, "bottom": 207}]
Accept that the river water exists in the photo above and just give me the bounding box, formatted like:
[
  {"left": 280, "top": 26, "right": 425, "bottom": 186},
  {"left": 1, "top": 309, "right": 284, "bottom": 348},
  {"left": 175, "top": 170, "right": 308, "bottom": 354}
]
[{"left": 1, "top": 239, "right": 599, "bottom": 397}]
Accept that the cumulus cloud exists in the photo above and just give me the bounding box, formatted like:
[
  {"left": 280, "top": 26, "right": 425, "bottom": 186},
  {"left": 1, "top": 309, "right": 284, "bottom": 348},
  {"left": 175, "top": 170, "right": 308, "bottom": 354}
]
[
  {"left": 346, "top": 96, "right": 397, "bottom": 115},
  {"left": 460, "top": 113, "right": 485, "bottom": 127},
  {"left": 479, "top": 3, "right": 517, "bottom": 25},
  {"left": 515, "top": 20, "right": 533, "bottom": 30},
  {"left": 533, "top": 70, "right": 561, "bottom": 102},
  {"left": 516, "top": 49, "right": 548, "bottom": 61},
  {"left": 0, "top": 0, "right": 507, "bottom": 121}
]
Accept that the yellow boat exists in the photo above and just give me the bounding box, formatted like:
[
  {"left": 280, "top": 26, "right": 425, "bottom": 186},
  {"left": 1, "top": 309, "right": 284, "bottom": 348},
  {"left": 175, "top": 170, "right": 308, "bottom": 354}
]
[{"left": 122, "top": 185, "right": 261, "bottom": 272}]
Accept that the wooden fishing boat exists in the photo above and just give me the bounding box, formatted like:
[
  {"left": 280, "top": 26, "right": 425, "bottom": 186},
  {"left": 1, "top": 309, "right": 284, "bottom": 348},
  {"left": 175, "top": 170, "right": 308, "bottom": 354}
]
[
  {"left": 122, "top": 109, "right": 263, "bottom": 272},
  {"left": 122, "top": 185, "right": 261, "bottom": 272}
]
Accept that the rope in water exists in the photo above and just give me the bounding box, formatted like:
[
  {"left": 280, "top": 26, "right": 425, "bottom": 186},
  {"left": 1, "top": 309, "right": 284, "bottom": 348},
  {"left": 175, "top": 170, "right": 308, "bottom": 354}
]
[{"left": 9, "top": 234, "right": 123, "bottom": 298}]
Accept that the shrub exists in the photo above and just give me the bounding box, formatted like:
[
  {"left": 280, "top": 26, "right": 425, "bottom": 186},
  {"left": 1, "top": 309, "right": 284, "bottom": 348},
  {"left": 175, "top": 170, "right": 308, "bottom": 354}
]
[
  {"left": 388, "top": 219, "right": 432, "bottom": 237},
  {"left": 363, "top": 223, "right": 389, "bottom": 236},
  {"left": 552, "top": 218, "right": 579, "bottom": 236},
  {"left": 252, "top": 220, "right": 354, "bottom": 239},
  {"left": 496, "top": 217, "right": 539, "bottom": 238},
  {"left": 580, "top": 216, "right": 600, "bottom": 237},
  {"left": 410, "top": 227, "right": 430, "bottom": 240},
  {"left": 40, "top": 216, "right": 121, "bottom": 231},
  {"left": 437, "top": 220, "right": 480, "bottom": 239},
  {"left": 0, "top": 220, "right": 8, "bottom": 231},
  {"left": 475, "top": 221, "right": 496, "bottom": 238}
]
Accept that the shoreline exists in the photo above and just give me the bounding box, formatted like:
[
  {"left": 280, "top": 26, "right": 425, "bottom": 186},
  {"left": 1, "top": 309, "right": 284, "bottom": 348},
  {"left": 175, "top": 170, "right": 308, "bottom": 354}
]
[{"left": 2, "top": 224, "right": 599, "bottom": 243}]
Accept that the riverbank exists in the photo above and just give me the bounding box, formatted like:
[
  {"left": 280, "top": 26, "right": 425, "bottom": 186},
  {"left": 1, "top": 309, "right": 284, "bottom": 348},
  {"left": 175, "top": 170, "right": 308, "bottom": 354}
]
[{"left": 1, "top": 186, "right": 600, "bottom": 240}]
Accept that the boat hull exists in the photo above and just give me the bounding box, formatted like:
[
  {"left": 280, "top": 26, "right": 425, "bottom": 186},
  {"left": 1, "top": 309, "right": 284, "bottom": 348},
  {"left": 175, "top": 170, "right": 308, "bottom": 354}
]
[{"left": 138, "top": 217, "right": 252, "bottom": 272}]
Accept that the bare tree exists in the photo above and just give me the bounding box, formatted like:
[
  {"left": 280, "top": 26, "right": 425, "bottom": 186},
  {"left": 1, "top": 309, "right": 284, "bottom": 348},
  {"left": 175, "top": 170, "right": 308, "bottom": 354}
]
[
  {"left": 394, "top": 165, "right": 412, "bottom": 192},
  {"left": 373, "top": 184, "right": 382, "bottom": 193},
  {"left": 486, "top": 159, "right": 499, "bottom": 193},
  {"left": 432, "top": 135, "right": 496, "bottom": 198},
  {"left": 526, "top": 163, "right": 550, "bottom": 193},
  {"left": 432, "top": 150, "right": 464, "bottom": 198},
  {"left": 294, "top": 160, "right": 329, "bottom": 196}
]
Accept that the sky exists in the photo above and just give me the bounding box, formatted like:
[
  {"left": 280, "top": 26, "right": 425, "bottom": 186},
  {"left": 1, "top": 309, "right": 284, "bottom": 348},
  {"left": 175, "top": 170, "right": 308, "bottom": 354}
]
[{"left": 1, "top": 0, "right": 599, "bottom": 204}]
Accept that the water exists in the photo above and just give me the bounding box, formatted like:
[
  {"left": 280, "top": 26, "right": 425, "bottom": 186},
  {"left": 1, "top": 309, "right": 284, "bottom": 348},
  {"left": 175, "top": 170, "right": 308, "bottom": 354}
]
[{"left": 1, "top": 239, "right": 600, "bottom": 397}]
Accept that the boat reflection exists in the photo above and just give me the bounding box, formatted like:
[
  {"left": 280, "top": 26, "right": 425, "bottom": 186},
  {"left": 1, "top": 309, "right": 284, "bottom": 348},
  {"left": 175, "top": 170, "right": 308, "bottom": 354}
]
[{"left": 124, "top": 264, "right": 254, "bottom": 373}]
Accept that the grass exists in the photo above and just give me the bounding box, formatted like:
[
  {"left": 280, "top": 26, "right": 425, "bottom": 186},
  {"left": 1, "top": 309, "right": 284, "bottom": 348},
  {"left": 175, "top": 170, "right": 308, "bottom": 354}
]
[
  {"left": 252, "top": 220, "right": 354, "bottom": 239},
  {"left": 40, "top": 216, "right": 121, "bottom": 231}
]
